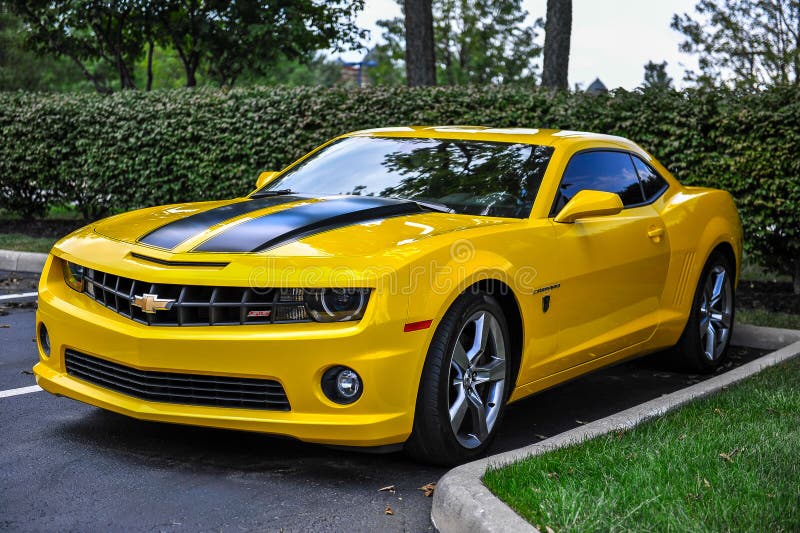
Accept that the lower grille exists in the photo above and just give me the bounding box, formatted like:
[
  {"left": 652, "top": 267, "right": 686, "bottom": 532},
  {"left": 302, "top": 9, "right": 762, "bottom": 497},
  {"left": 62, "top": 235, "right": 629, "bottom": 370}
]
[{"left": 65, "top": 350, "right": 290, "bottom": 411}]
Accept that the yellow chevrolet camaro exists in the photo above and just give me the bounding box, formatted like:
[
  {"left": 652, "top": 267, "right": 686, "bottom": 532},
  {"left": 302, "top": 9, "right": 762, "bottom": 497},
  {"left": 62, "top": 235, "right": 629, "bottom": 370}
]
[{"left": 33, "top": 127, "right": 741, "bottom": 465}]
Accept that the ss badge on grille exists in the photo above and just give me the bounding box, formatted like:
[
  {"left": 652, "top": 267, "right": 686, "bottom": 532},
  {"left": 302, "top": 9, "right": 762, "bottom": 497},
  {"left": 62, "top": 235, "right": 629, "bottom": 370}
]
[{"left": 132, "top": 293, "right": 175, "bottom": 314}]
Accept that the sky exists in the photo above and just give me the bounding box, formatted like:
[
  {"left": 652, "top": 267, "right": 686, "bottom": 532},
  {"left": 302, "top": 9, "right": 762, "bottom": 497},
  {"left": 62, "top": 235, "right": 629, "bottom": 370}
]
[{"left": 336, "top": 0, "right": 702, "bottom": 90}]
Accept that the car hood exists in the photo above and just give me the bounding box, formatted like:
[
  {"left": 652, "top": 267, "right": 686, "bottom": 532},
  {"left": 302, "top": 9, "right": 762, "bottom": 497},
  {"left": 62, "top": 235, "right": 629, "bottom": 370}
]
[{"left": 92, "top": 195, "right": 514, "bottom": 259}]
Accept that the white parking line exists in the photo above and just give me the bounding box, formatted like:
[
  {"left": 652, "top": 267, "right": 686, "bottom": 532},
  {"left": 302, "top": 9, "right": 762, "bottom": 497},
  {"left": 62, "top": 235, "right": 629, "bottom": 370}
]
[
  {"left": 0, "top": 385, "right": 42, "bottom": 398},
  {"left": 0, "top": 291, "right": 38, "bottom": 302}
]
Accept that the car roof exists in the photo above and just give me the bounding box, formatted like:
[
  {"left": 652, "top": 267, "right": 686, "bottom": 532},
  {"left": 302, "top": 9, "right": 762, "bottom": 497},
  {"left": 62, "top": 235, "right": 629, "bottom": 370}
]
[{"left": 344, "top": 126, "right": 640, "bottom": 151}]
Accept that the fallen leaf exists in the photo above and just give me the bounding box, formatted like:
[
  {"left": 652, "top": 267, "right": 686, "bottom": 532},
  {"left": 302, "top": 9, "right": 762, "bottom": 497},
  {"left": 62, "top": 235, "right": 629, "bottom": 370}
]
[
  {"left": 703, "top": 478, "right": 711, "bottom": 489},
  {"left": 714, "top": 408, "right": 724, "bottom": 416},
  {"left": 0, "top": 324, "right": 10, "bottom": 328},
  {"left": 378, "top": 485, "right": 396, "bottom": 494},
  {"left": 545, "top": 526, "right": 555, "bottom": 533},
  {"left": 534, "top": 434, "right": 548, "bottom": 440},
  {"left": 547, "top": 472, "right": 559, "bottom": 480},
  {"left": 575, "top": 419, "right": 587, "bottom": 425},
  {"left": 719, "top": 448, "right": 739, "bottom": 463},
  {"left": 20, "top": 370, "right": 33, "bottom": 375},
  {"left": 384, "top": 506, "right": 393, "bottom": 515},
  {"left": 418, "top": 482, "right": 436, "bottom": 497}
]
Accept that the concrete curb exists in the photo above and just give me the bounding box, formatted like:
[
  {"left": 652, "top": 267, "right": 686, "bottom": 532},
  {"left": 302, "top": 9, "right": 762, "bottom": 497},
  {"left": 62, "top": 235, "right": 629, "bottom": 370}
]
[
  {"left": 0, "top": 250, "right": 48, "bottom": 273},
  {"left": 431, "top": 325, "right": 800, "bottom": 533}
]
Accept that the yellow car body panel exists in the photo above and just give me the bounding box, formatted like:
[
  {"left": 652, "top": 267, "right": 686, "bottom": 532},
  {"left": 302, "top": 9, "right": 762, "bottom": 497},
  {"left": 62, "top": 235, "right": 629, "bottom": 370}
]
[{"left": 33, "top": 126, "right": 742, "bottom": 447}]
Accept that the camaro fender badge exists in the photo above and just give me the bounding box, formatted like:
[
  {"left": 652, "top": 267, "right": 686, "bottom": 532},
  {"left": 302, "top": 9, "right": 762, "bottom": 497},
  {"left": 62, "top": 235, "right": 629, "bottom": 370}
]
[
  {"left": 532, "top": 283, "right": 561, "bottom": 295},
  {"left": 247, "top": 310, "right": 271, "bottom": 318},
  {"left": 131, "top": 293, "right": 176, "bottom": 314}
]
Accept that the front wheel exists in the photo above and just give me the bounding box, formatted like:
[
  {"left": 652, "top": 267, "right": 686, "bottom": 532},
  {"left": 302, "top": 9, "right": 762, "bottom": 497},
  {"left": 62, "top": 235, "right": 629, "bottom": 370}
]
[
  {"left": 405, "top": 292, "right": 511, "bottom": 466},
  {"left": 676, "top": 251, "right": 736, "bottom": 373}
]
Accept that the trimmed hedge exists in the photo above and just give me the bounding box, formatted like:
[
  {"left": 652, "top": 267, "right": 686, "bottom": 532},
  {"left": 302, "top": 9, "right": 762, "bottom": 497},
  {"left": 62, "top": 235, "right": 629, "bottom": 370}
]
[{"left": 1, "top": 86, "right": 798, "bottom": 279}]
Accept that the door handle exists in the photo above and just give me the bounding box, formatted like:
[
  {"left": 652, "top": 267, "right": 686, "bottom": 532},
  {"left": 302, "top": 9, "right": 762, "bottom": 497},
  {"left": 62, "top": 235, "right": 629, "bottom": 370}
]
[{"left": 648, "top": 225, "right": 665, "bottom": 243}]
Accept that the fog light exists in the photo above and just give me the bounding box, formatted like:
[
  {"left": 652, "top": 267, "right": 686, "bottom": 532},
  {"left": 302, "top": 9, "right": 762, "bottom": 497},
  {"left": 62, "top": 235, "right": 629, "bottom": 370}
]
[
  {"left": 39, "top": 323, "right": 50, "bottom": 357},
  {"left": 322, "top": 366, "right": 363, "bottom": 404}
]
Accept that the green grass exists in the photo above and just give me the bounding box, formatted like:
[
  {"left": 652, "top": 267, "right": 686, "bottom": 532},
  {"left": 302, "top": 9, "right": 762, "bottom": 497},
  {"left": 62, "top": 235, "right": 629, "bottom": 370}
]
[
  {"left": 484, "top": 358, "right": 800, "bottom": 532},
  {"left": 0, "top": 233, "right": 56, "bottom": 254},
  {"left": 737, "top": 308, "right": 800, "bottom": 330}
]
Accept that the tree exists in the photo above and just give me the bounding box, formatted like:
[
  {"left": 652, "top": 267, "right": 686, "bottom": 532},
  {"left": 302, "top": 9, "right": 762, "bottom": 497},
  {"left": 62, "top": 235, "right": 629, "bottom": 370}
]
[
  {"left": 369, "top": 19, "right": 407, "bottom": 86},
  {"left": 672, "top": 0, "right": 800, "bottom": 87},
  {"left": 643, "top": 60, "right": 674, "bottom": 89},
  {"left": 434, "top": 0, "right": 542, "bottom": 85},
  {"left": 154, "top": 1, "right": 366, "bottom": 88},
  {"left": 9, "top": 0, "right": 152, "bottom": 94},
  {"left": 239, "top": 53, "right": 343, "bottom": 87},
  {"left": 0, "top": 7, "right": 92, "bottom": 91},
  {"left": 404, "top": 0, "right": 436, "bottom": 86},
  {"left": 541, "top": 0, "right": 571, "bottom": 90},
  {"left": 9, "top": 0, "right": 365, "bottom": 92},
  {"left": 375, "top": 0, "right": 542, "bottom": 86}
]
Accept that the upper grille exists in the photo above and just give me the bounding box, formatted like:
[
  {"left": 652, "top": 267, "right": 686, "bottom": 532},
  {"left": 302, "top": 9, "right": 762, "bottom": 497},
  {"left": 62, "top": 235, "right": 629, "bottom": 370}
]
[
  {"left": 65, "top": 349, "right": 290, "bottom": 410},
  {"left": 84, "top": 268, "right": 310, "bottom": 326}
]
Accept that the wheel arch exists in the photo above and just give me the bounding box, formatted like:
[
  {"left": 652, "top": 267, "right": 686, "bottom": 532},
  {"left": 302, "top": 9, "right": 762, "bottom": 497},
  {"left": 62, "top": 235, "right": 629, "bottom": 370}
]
[
  {"left": 711, "top": 241, "right": 737, "bottom": 278},
  {"left": 461, "top": 278, "right": 524, "bottom": 391}
]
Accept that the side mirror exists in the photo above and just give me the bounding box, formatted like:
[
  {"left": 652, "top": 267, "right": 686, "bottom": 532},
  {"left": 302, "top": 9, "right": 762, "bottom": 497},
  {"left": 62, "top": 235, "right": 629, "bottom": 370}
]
[
  {"left": 554, "top": 190, "right": 623, "bottom": 224},
  {"left": 256, "top": 170, "right": 279, "bottom": 189}
]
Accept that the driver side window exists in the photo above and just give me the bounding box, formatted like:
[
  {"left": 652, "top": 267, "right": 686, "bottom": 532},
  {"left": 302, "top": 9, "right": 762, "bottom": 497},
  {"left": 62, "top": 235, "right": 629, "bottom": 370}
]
[{"left": 551, "top": 151, "right": 644, "bottom": 216}]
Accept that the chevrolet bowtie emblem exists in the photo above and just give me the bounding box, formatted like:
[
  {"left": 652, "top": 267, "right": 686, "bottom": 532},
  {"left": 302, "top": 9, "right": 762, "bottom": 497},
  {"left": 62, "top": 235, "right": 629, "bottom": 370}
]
[{"left": 132, "top": 293, "right": 175, "bottom": 314}]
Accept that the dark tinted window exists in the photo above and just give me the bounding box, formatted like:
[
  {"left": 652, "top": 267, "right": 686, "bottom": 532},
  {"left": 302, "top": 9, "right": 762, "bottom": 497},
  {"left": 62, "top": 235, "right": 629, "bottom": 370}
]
[
  {"left": 631, "top": 156, "right": 668, "bottom": 201},
  {"left": 552, "top": 151, "right": 644, "bottom": 214},
  {"left": 261, "top": 136, "right": 555, "bottom": 218}
]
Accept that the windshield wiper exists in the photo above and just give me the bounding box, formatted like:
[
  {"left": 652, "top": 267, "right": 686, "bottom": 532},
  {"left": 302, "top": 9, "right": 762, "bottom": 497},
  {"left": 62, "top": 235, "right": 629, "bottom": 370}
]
[
  {"left": 251, "top": 188, "right": 295, "bottom": 198},
  {"left": 406, "top": 198, "right": 454, "bottom": 214}
]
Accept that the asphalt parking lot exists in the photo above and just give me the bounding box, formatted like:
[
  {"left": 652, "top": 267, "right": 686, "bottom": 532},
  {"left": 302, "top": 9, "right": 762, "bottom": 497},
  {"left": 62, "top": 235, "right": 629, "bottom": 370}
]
[{"left": 0, "top": 303, "right": 768, "bottom": 532}]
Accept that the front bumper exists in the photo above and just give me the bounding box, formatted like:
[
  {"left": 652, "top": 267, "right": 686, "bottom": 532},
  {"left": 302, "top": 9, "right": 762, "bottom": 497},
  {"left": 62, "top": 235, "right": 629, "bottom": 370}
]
[{"left": 33, "top": 257, "right": 432, "bottom": 447}]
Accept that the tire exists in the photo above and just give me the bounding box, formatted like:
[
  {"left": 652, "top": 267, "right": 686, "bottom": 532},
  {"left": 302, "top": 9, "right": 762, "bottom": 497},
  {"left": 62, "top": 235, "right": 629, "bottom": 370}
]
[
  {"left": 405, "top": 292, "right": 512, "bottom": 466},
  {"left": 675, "top": 251, "right": 736, "bottom": 373}
]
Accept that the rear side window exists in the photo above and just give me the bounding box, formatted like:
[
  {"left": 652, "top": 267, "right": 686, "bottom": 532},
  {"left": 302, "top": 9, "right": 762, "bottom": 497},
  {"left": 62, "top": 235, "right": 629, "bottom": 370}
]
[
  {"left": 551, "top": 151, "right": 644, "bottom": 215},
  {"left": 631, "top": 156, "right": 669, "bottom": 201}
]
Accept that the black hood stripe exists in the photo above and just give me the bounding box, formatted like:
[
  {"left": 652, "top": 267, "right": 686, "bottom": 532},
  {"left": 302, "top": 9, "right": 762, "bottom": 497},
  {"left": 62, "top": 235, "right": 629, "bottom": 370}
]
[
  {"left": 193, "top": 196, "right": 425, "bottom": 253},
  {"left": 139, "top": 195, "right": 310, "bottom": 249}
]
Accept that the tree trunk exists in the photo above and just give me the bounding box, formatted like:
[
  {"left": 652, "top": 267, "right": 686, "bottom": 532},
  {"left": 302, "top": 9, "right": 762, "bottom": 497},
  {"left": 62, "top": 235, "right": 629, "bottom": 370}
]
[
  {"left": 404, "top": 0, "right": 436, "bottom": 86},
  {"left": 542, "top": 0, "right": 572, "bottom": 90},
  {"left": 185, "top": 65, "right": 197, "bottom": 87},
  {"left": 66, "top": 53, "right": 112, "bottom": 94},
  {"left": 794, "top": 256, "right": 800, "bottom": 295},
  {"left": 146, "top": 40, "right": 154, "bottom": 91}
]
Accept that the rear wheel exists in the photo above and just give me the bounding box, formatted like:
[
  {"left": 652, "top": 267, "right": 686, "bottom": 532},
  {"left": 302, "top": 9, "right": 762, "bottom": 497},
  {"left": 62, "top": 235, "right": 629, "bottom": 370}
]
[
  {"left": 405, "top": 292, "right": 511, "bottom": 466},
  {"left": 676, "top": 252, "right": 735, "bottom": 373}
]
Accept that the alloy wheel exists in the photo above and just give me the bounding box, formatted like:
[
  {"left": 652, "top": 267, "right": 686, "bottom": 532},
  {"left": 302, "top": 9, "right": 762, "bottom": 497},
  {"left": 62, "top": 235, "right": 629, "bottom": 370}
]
[
  {"left": 447, "top": 310, "right": 507, "bottom": 449},
  {"left": 698, "top": 264, "right": 733, "bottom": 361}
]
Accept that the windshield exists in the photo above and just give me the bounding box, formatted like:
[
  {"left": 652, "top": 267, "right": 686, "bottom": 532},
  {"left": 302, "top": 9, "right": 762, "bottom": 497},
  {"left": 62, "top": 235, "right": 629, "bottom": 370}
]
[{"left": 258, "top": 136, "right": 554, "bottom": 218}]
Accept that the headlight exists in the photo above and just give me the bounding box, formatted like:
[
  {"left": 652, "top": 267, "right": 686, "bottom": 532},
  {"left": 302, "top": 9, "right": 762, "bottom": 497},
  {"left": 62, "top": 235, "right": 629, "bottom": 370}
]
[
  {"left": 62, "top": 261, "right": 85, "bottom": 292},
  {"left": 304, "top": 288, "right": 370, "bottom": 322}
]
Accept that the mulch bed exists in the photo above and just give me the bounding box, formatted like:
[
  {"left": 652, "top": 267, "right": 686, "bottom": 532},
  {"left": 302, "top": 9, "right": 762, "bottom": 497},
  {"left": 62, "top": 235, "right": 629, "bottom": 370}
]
[
  {"left": 2, "top": 219, "right": 88, "bottom": 239},
  {"left": 737, "top": 280, "right": 799, "bottom": 315}
]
